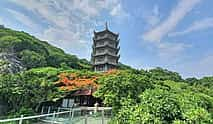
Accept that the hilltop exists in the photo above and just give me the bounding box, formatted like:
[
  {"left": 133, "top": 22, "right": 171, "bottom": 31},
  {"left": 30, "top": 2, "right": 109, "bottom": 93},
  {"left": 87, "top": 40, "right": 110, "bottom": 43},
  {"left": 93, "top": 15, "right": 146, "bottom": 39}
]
[
  {"left": 0, "top": 27, "right": 132, "bottom": 74},
  {"left": 0, "top": 27, "right": 91, "bottom": 74}
]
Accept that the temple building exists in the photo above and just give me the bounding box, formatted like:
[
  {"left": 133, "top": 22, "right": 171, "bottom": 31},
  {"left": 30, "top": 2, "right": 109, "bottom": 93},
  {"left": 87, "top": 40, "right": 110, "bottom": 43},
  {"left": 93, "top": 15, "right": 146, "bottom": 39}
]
[{"left": 91, "top": 23, "right": 120, "bottom": 72}]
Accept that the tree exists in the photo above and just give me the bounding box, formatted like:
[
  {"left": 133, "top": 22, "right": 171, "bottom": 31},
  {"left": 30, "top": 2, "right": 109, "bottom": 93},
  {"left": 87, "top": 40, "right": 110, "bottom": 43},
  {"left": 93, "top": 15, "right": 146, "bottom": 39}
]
[
  {"left": 20, "top": 50, "right": 47, "bottom": 69},
  {"left": 185, "top": 77, "right": 199, "bottom": 85},
  {"left": 110, "top": 87, "right": 213, "bottom": 124},
  {"left": 0, "top": 67, "right": 63, "bottom": 114},
  {"left": 198, "top": 77, "right": 213, "bottom": 88},
  {"left": 149, "top": 67, "right": 183, "bottom": 82},
  {"left": 94, "top": 70, "right": 154, "bottom": 112}
]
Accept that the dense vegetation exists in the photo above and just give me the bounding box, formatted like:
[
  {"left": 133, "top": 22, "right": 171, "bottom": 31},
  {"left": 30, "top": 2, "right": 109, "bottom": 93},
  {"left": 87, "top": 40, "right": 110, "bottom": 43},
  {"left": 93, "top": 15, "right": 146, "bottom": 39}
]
[
  {"left": 0, "top": 27, "right": 212, "bottom": 123},
  {"left": 95, "top": 69, "right": 213, "bottom": 123},
  {"left": 0, "top": 67, "right": 212, "bottom": 123},
  {"left": 0, "top": 27, "right": 91, "bottom": 71}
]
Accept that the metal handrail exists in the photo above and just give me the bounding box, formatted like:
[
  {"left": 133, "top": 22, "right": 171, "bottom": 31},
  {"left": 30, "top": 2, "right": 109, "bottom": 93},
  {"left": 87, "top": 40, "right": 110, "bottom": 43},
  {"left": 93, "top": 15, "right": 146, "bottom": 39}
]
[
  {"left": 0, "top": 111, "right": 70, "bottom": 122},
  {"left": 0, "top": 107, "right": 112, "bottom": 123}
]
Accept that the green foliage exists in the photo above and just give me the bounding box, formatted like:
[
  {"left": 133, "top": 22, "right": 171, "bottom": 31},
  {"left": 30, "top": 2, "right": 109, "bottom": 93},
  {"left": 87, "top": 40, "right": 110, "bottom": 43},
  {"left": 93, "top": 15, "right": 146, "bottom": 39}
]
[
  {"left": 149, "top": 67, "right": 183, "bottom": 82},
  {"left": 0, "top": 67, "right": 64, "bottom": 115},
  {"left": 185, "top": 76, "right": 213, "bottom": 98},
  {"left": 96, "top": 70, "right": 213, "bottom": 124},
  {"left": 7, "top": 107, "right": 34, "bottom": 118},
  {"left": 20, "top": 50, "right": 47, "bottom": 69},
  {"left": 140, "top": 89, "right": 181, "bottom": 122},
  {"left": 185, "top": 76, "right": 213, "bottom": 88},
  {"left": 0, "top": 28, "right": 91, "bottom": 71},
  {"left": 0, "top": 67, "right": 101, "bottom": 117},
  {"left": 6, "top": 107, "right": 35, "bottom": 124},
  {"left": 0, "top": 59, "right": 9, "bottom": 66},
  {"left": 198, "top": 77, "right": 213, "bottom": 88},
  {"left": 185, "top": 77, "right": 199, "bottom": 85},
  {"left": 94, "top": 70, "right": 154, "bottom": 112},
  {"left": 0, "top": 36, "right": 21, "bottom": 52},
  {"left": 111, "top": 89, "right": 181, "bottom": 124},
  {"left": 109, "top": 87, "right": 213, "bottom": 124}
]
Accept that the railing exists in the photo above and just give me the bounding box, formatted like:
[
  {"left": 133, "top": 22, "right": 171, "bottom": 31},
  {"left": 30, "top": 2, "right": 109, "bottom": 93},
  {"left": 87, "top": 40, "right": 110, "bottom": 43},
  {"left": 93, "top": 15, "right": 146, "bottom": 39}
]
[
  {"left": 0, "top": 107, "right": 112, "bottom": 124},
  {"left": 0, "top": 110, "right": 70, "bottom": 124},
  {"left": 94, "top": 34, "right": 116, "bottom": 41},
  {"left": 93, "top": 51, "right": 118, "bottom": 57},
  {"left": 94, "top": 43, "right": 117, "bottom": 49},
  {"left": 94, "top": 60, "right": 118, "bottom": 65}
]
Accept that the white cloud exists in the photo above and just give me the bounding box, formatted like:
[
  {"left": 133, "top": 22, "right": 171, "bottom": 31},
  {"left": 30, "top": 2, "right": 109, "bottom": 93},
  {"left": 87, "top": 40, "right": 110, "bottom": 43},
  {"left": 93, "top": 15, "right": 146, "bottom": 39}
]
[
  {"left": 8, "top": 0, "right": 127, "bottom": 58},
  {"left": 140, "top": 0, "right": 202, "bottom": 62},
  {"left": 169, "top": 17, "right": 213, "bottom": 36},
  {"left": 177, "top": 54, "right": 213, "bottom": 78},
  {"left": 41, "top": 26, "right": 89, "bottom": 50},
  {"left": 156, "top": 42, "right": 190, "bottom": 60},
  {"left": 143, "top": 0, "right": 202, "bottom": 42},
  {"left": 72, "top": 0, "right": 100, "bottom": 16},
  {"left": 110, "top": 3, "right": 128, "bottom": 18},
  {"left": 143, "top": 5, "right": 160, "bottom": 27},
  {"left": 6, "top": 9, "right": 40, "bottom": 30}
]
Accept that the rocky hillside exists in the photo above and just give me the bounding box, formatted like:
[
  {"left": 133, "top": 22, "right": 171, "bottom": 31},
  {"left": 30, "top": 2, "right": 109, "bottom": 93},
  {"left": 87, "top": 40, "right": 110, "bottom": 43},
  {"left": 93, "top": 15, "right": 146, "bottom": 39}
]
[
  {"left": 0, "top": 27, "right": 91, "bottom": 74},
  {"left": 0, "top": 52, "right": 24, "bottom": 74}
]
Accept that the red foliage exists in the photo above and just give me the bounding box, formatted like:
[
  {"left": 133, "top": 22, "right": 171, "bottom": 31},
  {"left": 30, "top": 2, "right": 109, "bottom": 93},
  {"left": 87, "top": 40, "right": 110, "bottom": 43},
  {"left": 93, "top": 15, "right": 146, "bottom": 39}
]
[
  {"left": 56, "top": 72, "right": 98, "bottom": 91},
  {"left": 56, "top": 69, "right": 120, "bottom": 91},
  {"left": 103, "top": 69, "right": 119, "bottom": 75}
]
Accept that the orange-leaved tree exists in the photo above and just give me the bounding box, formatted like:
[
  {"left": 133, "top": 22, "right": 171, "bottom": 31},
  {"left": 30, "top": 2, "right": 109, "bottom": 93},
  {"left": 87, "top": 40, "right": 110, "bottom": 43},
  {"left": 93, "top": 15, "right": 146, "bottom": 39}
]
[
  {"left": 56, "top": 73, "right": 97, "bottom": 91},
  {"left": 55, "top": 69, "right": 120, "bottom": 91}
]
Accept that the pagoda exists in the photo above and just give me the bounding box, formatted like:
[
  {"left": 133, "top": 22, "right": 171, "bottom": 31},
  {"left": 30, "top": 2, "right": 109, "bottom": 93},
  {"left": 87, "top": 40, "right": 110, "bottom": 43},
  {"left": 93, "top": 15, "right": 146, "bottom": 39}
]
[{"left": 91, "top": 23, "right": 120, "bottom": 72}]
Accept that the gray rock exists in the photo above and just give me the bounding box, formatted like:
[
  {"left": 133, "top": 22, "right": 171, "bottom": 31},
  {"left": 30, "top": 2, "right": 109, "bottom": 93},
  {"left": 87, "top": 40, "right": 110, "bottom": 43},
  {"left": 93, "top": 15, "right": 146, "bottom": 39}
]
[{"left": 0, "top": 52, "right": 25, "bottom": 74}]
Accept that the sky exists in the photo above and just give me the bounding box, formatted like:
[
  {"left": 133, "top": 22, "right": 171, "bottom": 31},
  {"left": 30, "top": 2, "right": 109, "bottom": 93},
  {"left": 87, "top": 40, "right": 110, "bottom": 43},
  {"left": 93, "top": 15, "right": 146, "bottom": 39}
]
[{"left": 0, "top": 0, "right": 213, "bottom": 78}]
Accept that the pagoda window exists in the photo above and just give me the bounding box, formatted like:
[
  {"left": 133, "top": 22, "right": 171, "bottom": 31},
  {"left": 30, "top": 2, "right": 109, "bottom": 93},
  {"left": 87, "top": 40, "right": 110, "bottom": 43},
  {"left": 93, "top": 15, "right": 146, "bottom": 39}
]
[
  {"left": 95, "top": 56, "right": 104, "bottom": 62},
  {"left": 108, "top": 48, "right": 116, "bottom": 55},
  {"left": 96, "top": 41, "right": 105, "bottom": 46},
  {"left": 108, "top": 56, "right": 116, "bottom": 63},
  {"left": 96, "top": 48, "right": 105, "bottom": 54},
  {"left": 107, "top": 41, "right": 116, "bottom": 47}
]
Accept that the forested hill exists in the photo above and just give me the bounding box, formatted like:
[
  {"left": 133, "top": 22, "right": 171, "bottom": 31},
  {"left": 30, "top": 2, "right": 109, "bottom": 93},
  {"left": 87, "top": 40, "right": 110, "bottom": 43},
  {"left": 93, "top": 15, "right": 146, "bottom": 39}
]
[
  {"left": 0, "top": 27, "right": 213, "bottom": 122},
  {"left": 0, "top": 27, "right": 91, "bottom": 73}
]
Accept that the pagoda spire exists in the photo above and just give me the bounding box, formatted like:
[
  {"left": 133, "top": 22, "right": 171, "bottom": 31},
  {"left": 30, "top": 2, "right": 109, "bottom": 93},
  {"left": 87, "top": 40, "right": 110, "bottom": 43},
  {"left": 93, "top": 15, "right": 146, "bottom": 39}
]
[{"left": 105, "top": 22, "right": 108, "bottom": 30}]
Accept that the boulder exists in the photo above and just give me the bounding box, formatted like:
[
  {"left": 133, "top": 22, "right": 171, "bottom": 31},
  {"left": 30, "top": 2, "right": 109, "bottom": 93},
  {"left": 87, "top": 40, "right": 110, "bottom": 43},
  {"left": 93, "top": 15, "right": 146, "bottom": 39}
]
[{"left": 0, "top": 52, "right": 25, "bottom": 74}]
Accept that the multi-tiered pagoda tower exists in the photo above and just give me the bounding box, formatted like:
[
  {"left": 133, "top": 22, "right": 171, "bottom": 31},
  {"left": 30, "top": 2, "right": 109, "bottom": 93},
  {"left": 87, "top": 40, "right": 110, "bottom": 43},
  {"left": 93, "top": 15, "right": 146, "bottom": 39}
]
[{"left": 91, "top": 23, "right": 120, "bottom": 72}]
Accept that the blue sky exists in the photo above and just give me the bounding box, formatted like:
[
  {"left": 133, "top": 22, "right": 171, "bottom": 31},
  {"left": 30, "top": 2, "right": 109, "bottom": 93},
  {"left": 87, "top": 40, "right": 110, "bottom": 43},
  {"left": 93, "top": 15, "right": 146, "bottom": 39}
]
[{"left": 0, "top": 0, "right": 213, "bottom": 78}]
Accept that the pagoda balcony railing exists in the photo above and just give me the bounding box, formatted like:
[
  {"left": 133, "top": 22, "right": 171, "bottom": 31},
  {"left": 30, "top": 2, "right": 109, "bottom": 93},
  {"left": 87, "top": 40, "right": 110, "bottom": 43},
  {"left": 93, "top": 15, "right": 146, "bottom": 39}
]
[
  {"left": 93, "top": 60, "right": 118, "bottom": 65},
  {"left": 94, "top": 43, "right": 117, "bottom": 49},
  {"left": 93, "top": 57, "right": 119, "bottom": 65},
  {"left": 93, "top": 34, "right": 117, "bottom": 41},
  {"left": 92, "top": 51, "right": 119, "bottom": 57}
]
